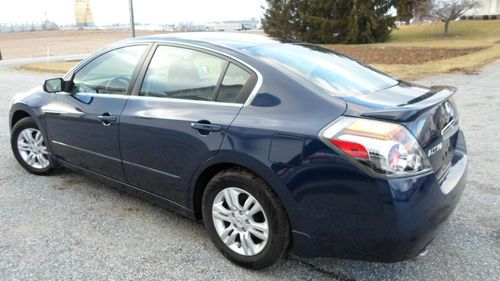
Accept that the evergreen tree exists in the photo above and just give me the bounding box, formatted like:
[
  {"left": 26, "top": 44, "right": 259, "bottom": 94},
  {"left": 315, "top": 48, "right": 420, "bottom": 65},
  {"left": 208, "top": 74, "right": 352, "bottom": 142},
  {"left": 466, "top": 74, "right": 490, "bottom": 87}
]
[
  {"left": 393, "top": 0, "right": 414, "bottom": 24},
  {"left": 392, "top": 0, "right": 431, "bottom": 24},
  {"left": 262, "top": 0, "right": 396, "bottom": 44},
  {"left": 261, "top": 0, "right": 296, "bottom": 39}
]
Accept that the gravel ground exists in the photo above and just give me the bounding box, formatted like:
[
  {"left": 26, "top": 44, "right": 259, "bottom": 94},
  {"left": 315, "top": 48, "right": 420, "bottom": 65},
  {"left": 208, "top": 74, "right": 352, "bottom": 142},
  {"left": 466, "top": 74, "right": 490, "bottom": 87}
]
[{"left": 0, "top": 62, "right": 499, "bottom": 281}]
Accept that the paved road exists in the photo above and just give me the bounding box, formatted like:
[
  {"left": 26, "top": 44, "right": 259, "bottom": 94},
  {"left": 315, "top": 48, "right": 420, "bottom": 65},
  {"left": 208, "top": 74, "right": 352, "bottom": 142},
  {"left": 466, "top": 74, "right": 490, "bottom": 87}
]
[{"left": 0, "top": 64, "right": 499, "bottom": 281}]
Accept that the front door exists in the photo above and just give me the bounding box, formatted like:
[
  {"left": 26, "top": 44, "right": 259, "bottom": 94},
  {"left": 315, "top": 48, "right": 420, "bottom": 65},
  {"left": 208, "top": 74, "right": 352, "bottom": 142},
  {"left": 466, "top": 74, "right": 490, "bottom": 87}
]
[
  {"left": 44, "top": 45, "right": 148, "bottom": 181},
  {"left": 119, "top": 45, "right": 256, "bottom": 204}
]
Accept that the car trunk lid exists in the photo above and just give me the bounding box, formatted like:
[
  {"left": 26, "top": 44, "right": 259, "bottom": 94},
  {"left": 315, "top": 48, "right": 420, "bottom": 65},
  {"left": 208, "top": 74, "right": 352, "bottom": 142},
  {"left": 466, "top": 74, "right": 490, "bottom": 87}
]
[{"left": 341, "top": 82, "right": 460, "bottom": 181}]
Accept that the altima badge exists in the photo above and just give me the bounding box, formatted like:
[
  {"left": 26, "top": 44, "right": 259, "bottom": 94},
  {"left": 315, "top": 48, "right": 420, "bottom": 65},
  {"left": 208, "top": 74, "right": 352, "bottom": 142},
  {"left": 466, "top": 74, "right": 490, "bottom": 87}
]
[{"left": 428, "top": 142, "right": 443, "bottom": 157}]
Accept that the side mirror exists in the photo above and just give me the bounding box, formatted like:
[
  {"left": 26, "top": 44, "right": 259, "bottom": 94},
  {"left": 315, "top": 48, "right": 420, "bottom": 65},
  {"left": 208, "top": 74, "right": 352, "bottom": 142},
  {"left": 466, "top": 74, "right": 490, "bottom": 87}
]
[{"left": 43, "top": 78, "right": 64, "bottom": 93}]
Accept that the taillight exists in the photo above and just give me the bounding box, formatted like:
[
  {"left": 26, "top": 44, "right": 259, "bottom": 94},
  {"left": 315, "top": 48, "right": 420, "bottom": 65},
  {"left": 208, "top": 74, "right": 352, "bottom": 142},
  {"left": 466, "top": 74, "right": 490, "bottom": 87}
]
[
  {"left": 330, "top": 139, "right": 369, "bottom": 159},
  {"left": 321, "top": 117, "right": 432, "bottom": 176}
]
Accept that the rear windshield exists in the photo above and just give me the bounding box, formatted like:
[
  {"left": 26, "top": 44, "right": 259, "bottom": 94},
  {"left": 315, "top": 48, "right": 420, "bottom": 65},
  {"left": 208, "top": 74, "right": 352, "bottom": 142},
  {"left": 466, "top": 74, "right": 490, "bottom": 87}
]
[{"left": 246, "top": 43, "right": 398, "bottom": 96}]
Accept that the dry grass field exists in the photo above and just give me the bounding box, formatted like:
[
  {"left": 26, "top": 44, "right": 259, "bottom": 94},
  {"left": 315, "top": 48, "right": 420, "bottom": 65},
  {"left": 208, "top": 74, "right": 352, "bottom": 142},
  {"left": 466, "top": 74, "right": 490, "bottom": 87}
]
[
  {"left": 327, "top": 20, "right": 500, "bottom": 80},
  {"left": 0, "top": 29, "right": 156, "bottom": 59},
  {"left": 2, "top": 20, "right": 500, "bottom": 81}
]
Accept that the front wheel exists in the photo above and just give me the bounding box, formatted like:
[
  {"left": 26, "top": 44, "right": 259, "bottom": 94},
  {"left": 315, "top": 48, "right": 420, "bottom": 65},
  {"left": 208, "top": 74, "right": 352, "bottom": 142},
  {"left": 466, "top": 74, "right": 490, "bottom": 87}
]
[
  {"left": 202, "top": 168, "right": 290, "bottom": 269},
  {"left": 11, "top": 117, "right": 54, "bottom": 175}
]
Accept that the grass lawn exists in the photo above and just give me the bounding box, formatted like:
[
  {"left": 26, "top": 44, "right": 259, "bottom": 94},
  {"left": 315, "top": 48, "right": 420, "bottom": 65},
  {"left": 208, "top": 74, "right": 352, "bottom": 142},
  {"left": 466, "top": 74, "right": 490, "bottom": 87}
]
[
  {"left": 388, "top": 19, "right": 500, "bottom": 47},
  {"left": 326, "top": 20, "right": 500, "bottom": 80},
  {"left": 19, "top": 61, "right": 79, "bottom": 74},
  {"left": 15, "top": 20, "right": 500, "bottom": 81}
]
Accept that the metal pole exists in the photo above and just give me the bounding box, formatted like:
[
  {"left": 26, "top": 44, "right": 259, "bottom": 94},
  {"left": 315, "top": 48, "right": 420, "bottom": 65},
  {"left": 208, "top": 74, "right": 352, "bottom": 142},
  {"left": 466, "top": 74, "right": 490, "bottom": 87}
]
[{"left": 128, "top": 0, "right": 136, "bottom": 38}]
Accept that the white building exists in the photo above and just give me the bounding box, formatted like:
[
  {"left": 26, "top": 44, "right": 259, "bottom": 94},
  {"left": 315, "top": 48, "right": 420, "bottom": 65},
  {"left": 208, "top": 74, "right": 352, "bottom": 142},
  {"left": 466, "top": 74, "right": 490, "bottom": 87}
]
[
  {"left": 208, "top": 20, "right": 260, "bottom": 32},
  {"left": 465, "top": 0, "right": 500, "bottom": 16}
]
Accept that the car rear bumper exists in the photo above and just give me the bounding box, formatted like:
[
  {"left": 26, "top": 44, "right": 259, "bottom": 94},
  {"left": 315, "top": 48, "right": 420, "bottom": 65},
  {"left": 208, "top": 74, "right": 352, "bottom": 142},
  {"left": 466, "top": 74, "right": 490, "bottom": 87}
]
[{"left": 290, "top": 130, "right": 468, "bottom": 261}]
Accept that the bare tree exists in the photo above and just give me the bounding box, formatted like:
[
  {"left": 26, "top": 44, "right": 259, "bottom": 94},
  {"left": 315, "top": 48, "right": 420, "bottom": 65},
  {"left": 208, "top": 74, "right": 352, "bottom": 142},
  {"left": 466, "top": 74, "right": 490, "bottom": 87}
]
[
  {"left": 430, "top": 0, "right": 481, "bottom": 35},
  {"left": 414, "top": 0, "right": 433, "bottom": 22}
]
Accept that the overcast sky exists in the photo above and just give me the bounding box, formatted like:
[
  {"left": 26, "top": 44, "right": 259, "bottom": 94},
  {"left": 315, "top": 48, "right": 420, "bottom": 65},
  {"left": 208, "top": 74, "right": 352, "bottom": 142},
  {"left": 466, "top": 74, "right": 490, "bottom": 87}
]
[{"left": 0, "top": 0, "right": 267, "bottom": 25}]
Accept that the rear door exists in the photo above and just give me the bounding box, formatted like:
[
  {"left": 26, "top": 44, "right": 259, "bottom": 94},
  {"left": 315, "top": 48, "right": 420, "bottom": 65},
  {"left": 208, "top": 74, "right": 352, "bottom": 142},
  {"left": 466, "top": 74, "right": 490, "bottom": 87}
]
[
  {"left": 119, "top": 44, "right": 257, "bottom": 203},
  {"left": 44, "top": 45, "right": 148, "bottom": 181}
]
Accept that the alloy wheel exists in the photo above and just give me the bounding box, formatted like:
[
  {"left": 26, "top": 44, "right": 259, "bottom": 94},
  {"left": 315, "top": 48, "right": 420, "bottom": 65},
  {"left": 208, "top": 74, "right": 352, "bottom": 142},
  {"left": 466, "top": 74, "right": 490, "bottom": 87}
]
[
  {"left": 17, "top": 128, "right": 50, "bottom": 169},
  {"left": 212, "top": 187, "right": 269, "bottom": 256}
]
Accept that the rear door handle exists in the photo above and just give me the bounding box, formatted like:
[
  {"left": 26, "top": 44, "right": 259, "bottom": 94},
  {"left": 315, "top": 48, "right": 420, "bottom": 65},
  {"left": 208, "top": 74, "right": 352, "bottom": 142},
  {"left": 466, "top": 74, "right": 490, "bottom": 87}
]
[
  {"left": 191, "top": 122, "right": 222, "bottom": 134},
  {"left": 98, "top": 113, "right": 118, "bottom": 126}
]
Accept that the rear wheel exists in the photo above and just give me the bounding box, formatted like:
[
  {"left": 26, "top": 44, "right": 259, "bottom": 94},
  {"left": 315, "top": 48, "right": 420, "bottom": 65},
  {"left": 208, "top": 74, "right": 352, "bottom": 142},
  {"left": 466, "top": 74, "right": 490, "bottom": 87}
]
[
  {"left": 202, "top": 168, "right": 290, "bottom": 269},
  {"left": 11, "top": 117, "right": 54, "bottom": 175}
]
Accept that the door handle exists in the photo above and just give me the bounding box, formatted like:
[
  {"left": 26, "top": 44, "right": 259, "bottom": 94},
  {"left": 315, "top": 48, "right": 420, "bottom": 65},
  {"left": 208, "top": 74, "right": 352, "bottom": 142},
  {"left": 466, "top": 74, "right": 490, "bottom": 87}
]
[
  {"left": 191, "top": 122, "right": 221, "bottom": 135},
  {"left": 98, "top": 112, "right": 118, "bottom": 126}
]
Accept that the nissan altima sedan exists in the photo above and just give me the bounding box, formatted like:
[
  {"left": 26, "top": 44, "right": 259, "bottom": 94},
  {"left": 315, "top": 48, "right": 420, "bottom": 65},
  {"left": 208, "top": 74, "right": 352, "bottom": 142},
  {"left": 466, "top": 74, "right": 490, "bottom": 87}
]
[{"left": 9, "top": 33, "right": 467, "bottom": 269}]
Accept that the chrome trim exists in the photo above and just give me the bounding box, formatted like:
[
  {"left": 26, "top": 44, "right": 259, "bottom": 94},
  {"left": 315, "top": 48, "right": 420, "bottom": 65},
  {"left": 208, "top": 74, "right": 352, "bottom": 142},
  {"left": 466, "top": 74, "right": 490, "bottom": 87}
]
[
  {"left": 133, "top": 41, "right": 263, "bottom": 107},
  {"left": 126, "top": 95, "right": 242, "bottom": 107},
  {"left": 62, "top": 41, "right": 263, "bottom": 107},
  {"left": 441, "top": 119, "right": 458, "bottom": 137},
  {"left": 78, "top": 93, "right": 130, "bottom": 99},
  {"left": 42, "top": 110, "right": 85, "bottom": 116},
  {"left": 122, "top": 160, "right": 181, "bottom": 179},
  {"left": 243, "top": 67, "right": 263, "bottom": 107}
]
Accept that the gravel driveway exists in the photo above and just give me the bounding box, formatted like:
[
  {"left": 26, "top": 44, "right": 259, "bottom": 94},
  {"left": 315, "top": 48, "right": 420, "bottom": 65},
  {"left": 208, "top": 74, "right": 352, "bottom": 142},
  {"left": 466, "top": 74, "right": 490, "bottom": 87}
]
[{"left": 1, "top": 62, "right": 499, "bottom": 281}]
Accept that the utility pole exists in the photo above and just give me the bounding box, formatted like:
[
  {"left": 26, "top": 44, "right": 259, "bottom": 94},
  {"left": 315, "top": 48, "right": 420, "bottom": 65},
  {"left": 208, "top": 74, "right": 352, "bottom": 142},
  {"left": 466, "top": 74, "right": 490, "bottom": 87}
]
[{"left": 128, "top": 0, "right": 136, "bottom": 38}]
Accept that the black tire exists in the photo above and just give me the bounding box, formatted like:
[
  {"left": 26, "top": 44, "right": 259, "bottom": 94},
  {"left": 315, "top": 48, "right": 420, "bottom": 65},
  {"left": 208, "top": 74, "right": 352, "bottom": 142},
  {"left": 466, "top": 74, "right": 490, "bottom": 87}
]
[
  {"left": 202, "top": 168, "right": 290, "bottom": 269},
  {"left": 11, "top": 117, "right": 54, "bottom": 175}
]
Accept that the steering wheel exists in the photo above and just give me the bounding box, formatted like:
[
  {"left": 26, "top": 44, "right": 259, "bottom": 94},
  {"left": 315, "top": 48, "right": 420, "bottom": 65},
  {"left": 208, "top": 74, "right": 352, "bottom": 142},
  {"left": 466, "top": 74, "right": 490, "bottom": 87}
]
[{"left": 105, "top": 76, "right": 130, "bottom": 94}]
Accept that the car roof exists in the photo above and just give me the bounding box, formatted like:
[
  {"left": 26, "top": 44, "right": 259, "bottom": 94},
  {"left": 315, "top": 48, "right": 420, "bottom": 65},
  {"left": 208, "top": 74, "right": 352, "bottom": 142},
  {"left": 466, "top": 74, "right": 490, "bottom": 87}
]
[{"left": 130, "top": 32, "right": 286, "bottom": 50}]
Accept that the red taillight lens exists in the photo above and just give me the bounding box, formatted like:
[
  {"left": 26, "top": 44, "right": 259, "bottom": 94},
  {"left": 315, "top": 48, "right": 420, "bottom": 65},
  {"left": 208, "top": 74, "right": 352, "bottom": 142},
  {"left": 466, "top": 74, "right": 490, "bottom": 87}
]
[
  {"left": 330, "top": 139, "right": 369, "bottom": 160},
  {"left": 321, "top": 117, "right": 431, "bottom": 176}
]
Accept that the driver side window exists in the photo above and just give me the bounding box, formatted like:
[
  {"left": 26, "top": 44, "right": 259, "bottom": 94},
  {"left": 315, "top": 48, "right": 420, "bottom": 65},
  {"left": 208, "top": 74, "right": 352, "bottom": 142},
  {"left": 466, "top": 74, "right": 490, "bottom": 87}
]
[{"left": 72, "top": 45, "right": 146, "bottom": 95}]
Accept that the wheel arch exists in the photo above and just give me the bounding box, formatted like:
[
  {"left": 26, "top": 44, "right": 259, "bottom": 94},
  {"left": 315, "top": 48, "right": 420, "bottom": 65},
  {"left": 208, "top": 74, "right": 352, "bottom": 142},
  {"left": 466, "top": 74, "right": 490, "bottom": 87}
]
[
  {"left": 188, "top": 151, "right": 297, "bottom": 222},
  {"left": 10, "top": 109, "right": 32, "bottom": 129},
  {"left": 10, "top": 103, "right": 53, "bottom": 154},
  {"left": 9, "top": 102, "right": 44, "bottom": 130}
]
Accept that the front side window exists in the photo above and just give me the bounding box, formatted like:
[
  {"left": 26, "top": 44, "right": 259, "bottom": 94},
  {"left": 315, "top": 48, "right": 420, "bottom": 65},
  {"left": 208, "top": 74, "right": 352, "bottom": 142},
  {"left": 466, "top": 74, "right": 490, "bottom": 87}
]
[
  {"left": 72, "top": 45, "right": 146, "bottom": 95},
  {"left": 140, "top": 46, "right": 227, "bottom": 101}
]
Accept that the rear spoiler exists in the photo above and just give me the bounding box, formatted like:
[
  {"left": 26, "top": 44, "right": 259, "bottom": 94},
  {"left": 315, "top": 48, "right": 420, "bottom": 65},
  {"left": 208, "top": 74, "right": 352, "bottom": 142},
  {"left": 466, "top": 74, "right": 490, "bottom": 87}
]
[{"left": 361, "top": 86, "right": 457, "bottom": 122}]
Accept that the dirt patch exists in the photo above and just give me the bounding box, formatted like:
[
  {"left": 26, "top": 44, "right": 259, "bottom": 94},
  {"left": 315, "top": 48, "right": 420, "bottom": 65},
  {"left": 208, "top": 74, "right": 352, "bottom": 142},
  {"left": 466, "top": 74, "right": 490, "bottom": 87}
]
[
  {"left": 448, "top": 66, "right": 479, "bottom": 74},
  {"left": 56, "top": 178, "right": 80, "bottom": 190},
  {"left": 326, "top": 45, "right": 486, "bottom": 65}
]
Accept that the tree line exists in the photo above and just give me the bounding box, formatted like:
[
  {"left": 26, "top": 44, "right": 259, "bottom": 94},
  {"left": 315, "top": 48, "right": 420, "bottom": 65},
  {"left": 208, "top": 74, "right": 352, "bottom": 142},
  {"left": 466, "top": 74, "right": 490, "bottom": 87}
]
[{"left": 262, "top": 0, "right": 481, "bottom": 44}]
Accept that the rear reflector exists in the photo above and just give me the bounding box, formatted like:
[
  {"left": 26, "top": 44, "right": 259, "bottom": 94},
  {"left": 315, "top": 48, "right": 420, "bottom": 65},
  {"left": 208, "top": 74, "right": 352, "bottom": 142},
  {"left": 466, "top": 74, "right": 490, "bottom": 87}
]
[{"left": 330, "top": 139, "right": 369, "bottom": 159}]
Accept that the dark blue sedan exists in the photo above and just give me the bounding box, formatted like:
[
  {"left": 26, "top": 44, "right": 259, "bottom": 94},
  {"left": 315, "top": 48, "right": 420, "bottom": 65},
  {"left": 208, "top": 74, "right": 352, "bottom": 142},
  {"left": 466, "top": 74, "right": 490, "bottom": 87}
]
[{"left": 9, "top": 33, "right": 467, "bottom": 269}]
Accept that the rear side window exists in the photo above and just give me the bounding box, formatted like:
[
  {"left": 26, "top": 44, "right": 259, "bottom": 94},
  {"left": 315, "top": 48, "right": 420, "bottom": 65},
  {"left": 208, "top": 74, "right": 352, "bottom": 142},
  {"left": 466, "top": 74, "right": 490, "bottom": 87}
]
[
  {"left": 216, "top": 63, "right": 252, "bottom": 103},
  {"left": 140, "top": 46, "right": 226, "bottom": 101},
  {"left": 72, "top": 45, "right": 146, "bottom": 95}
]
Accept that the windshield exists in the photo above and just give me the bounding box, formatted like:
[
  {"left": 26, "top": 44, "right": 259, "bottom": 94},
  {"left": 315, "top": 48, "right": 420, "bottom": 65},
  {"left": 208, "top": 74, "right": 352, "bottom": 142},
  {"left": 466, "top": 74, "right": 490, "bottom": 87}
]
[{"left": 246, "top": 43, "right": 398, "bottom": 96}]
